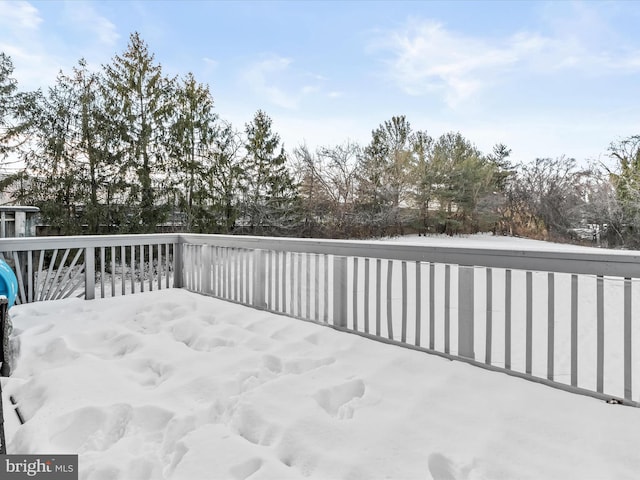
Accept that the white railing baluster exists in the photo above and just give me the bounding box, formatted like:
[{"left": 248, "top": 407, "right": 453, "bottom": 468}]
[
  {"left": 121, "top": 245, "right": 127, "bottom": 296},
  {"left": 111, "top": 246, "right": 116, "bottom": 296},
  {"left": 376, "top": 259, "right": 381, "bottom": 336},
  {"left": 323, "top": 254, "right": 328, "bottom": 323},
  {"left": 130, "top": 245, "right": 136, "bottom": 294},
  {"left": 547, "top": 272, "right": 555, "bottom": 380},
  {"left": 148, "top": 244, "right": 153, "bottom": 292},
  {"left": 458, "top": 266, "right": 474, "bottom": 360},
  {"left": 289, "top": 252, "right": 296, "bottom": 315},
  {"left": 486, "top": 268, "right": 493, "bottom": 364},
  {"left": 444, "top": 265, "right": 451, "bottom": 354},
  {"left": 100, "top": 247, "right": 105, "bottom": 298},
  {"left": 202, "top": 245, "right": 211, "bottom": 294},
  {"left": 85, "top": 247, "right": 95, "bottom": 300},
  {"left": 429, "top": 263, "right": 435, "bottom": 349},
  {"left": 281, "top": 251, "right": 287, "bottom": 313},
  {"left": 241, "top": 249, "right": 246, "bottom": 303},
  {"left": 306, "top": 253, "right": 311, "bottom": 320},
  {"left": 596, "top": 275, "right": 604, "bottom": 393},
  {"left": 27, "top": 250, "right": 33, "bottom": 303},
  {"left": 415, "top": 261, "right": 421, "bottom": 347},
  {"left": 36, "top": 250, "right": 45, "bottom": 301},
  {"left": 505, "top": 269, "right": 512, "bottom": 370},
  {"left": 526, "top": 271, "right": 533, "bottom": 375},
  {"left": 314, "top": 254, "right": 319, "bottom": 321},
  {"left": 139, "top": 245, "right": 145, "bottom": 293},
  {"left": 273, "top": 252, "right": 281, "bottom": 312},
  {"left": 353, "top": 257, "right": 358, "bottom": 331},
  {"left": 297, "top": 252, "right": 302, "bottom": 317},
  {"left": 11, "top": 252, "right": 25, "bottom": 305},
  {"left": 252, "top": 249, "right": 266, "bottom": 309},
  {"left": 226, "top": 247, "right": 231, "bottom": 299},
  {"left": 386, "top": 260, "right": 394, "bottom": 340},
  {"left": 571, "top": 274, "right": 578, "bottom": 387},
  {"left": 235, "top": 248, "right": 241, "bottom": 302},
  {"left": 333, "top": 256, "right": 347, "bottom": 328},
  {"left": 364, "top": 258, "right": 370, "bottom": 334},
  {"left": 624, "top": 277, "right": 632, "bottom": 400},
  {"left": 401, "top": 261, "right": 407, "bottom": 343}
]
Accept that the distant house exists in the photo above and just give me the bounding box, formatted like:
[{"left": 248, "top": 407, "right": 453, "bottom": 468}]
[{"left": 0, "top": 206, "right": 40, "bottom": 238}]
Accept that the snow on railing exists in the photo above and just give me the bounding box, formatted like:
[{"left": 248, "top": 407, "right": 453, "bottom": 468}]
[{"left": 1, "top": 233, "right": 639, "bottom": 407}]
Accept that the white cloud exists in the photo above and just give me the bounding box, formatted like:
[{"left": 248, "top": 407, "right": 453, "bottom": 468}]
[
  {"left": 0, "top": 1, "right": 123, "bottom": 91},
  {"left": 243, "top": 56, "right": 297, "bottom": 109},
  {"left": 65, "top": 1, "right": 119, "bottom": 47},
  {"left": 372, "top": 12, "right": 640, "bottom": 108},
  {"left": 373, "top": 20, "right": 534, "bottom": 106},
  {"left": 242, "top": 55, "right": 326, "bottom": 110},
  {"left": 203, "top": 57, "right": 219, "bottom": 69},
  {"left": 0, "top": 1, "right": 42, "bottom": 30}
]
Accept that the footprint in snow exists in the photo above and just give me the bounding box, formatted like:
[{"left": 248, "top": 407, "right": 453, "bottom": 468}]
[
  {"left": 428, "top": 453, "right": 480, "bottom": 480},
  {"left": 314, "top": 379, "right": 365, "bottom": 419}
]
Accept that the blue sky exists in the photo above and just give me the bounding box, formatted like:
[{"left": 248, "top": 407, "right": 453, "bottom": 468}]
[{"left": 1, "top": 1, "right": 640, "bottom": 166}]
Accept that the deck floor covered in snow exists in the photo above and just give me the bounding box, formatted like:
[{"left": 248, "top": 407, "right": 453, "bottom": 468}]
[{"left": 3, "top": 287, "right": 640, "bottom": 480}]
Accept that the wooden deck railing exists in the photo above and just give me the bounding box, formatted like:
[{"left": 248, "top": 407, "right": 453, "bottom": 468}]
[{"left": 0, "top": 233, "right": 638, "bottom": 406}]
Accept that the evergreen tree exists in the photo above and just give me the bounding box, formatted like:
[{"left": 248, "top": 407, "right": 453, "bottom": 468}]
[
  {"left": 606, "top": 136, "right": 640, "bottom": 244},
  {"left": 0, "top": 53, "right": 18, "bottom": 162},
  {"left": 169, "top": 72, "right": 217, "bottom": 231},
  {"left": 102, "top": 32, "right": 175, "bottom": 232},
  {"left": 357, "top": 115, "right": 416, "bottom": 235},
  {"left": 411, "top": 130, "right": 435, "bottom": 231},
  {"left": 209, "top": 121, "right": 244, "bottom": 233},
  {"left": 0, "top": 53, "right": 35, "bottom": 196},
  {"left": 429, "top": 132, "right": 498, "bottom": 234},
  {"left": 21, "top": 74, "right": 84, "bottom": 234},
  {"left": 243, "top": 110, "right": 298, "bottom": 234}
]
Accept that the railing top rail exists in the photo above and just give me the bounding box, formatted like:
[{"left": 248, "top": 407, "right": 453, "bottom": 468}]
[
  {"left": 180, "top": 233, "right": 640, "bottom": 278},
  {"left": 1, "top": 232, "right": 639, "bottom": 278},
  {"left": 0, "top": 233, "right": 181, "bottom": 251}
]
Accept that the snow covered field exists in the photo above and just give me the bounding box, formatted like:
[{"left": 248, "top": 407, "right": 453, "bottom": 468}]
[{"left": 3, "top": 284, "right": 640, "bottom": 479}]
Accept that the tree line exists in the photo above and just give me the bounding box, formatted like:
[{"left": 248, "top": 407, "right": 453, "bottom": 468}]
[{"left": 1, "top": 33, "right": 640, "bottom": 247}]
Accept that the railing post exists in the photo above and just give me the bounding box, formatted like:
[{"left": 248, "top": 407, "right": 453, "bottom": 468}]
[
  {"left": 253, "top": 249, "right": 267, "bottom": 309},
  {"left": 458, "top": 265, "right": 474, "bottom": 359},
  {"left": 173, "top": 242, "right": 184, "bottom": 289},
  {"left": 84, "top": 246, "right": 95, "bottom": 300},
  {"left": 333, "top": 256, "right": 347, "bottom": 328}
]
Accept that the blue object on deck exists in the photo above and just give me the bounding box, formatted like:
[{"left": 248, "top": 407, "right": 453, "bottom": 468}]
[{"left": 0, "top": 259, "right": 18, "bottom": 308}]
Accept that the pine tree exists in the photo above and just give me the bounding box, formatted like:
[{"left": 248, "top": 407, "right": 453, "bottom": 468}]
[
  {"left": 102, "top": 32, "right": 175, "bottom": 232},
  {"left": 0, "top": 53, "right": 18, "bottom": 162},
  {"left": 429, "top": 132, "right": 500, "bottom": 234},
  {"left": 169, "top": 72, "right": 217, "bottom": 231},
  {"left": 411, "top": 130, "right": 435, "bottom": 231},
  {"left": 209, "top": 121, "right": 244, "bottom": 233},
  {"left": 357, "top": 115, "right": 416, "bottom": 235},
  {"left": 243, "top": 110, "right": 298, "bottom": 234},
  {"left": 0, "top": 52, "right": 34, "bottom": 192},
  {"left": 21, "top": 73, "right": 85, "bottom": 234}
]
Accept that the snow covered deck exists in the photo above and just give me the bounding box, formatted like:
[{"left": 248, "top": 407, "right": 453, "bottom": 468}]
[{"left": 3, "top": 289, "right": 640, "bottom": 479}]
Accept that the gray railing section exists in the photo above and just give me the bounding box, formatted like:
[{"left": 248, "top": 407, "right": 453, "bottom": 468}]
[
  {"left": 0, "top": 233, "right": 638, "bottom": 406},
  {"left": 180, "top": 234, "right": 640, "bottom": 406},
  {"left": 0, "top": 234, "right": 180, "bottom": 303}
]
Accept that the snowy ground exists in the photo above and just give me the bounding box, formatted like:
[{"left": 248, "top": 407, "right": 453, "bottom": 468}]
[{"left": 3, "top": 284, "right": 640, "bottom": 480}]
